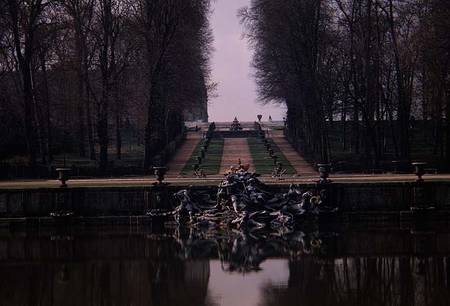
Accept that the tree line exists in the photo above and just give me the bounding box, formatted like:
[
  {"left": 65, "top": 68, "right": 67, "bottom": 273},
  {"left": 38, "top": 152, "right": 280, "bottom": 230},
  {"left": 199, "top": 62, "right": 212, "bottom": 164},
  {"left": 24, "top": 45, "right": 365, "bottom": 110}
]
[
  {"left": 241, "top": 0, "right": 449, "bottom": 169},
  {"left": 0, "top": 0, "right": 213, "bottom": 173}
]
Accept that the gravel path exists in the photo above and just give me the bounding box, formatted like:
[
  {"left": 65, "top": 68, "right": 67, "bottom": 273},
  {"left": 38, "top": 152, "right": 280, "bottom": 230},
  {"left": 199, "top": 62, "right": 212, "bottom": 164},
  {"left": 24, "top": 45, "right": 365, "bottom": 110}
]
[
  {"left": 166, "top": 132, "right": 202, "bottom": 177},
  {"left": 219, "top": 138, "right": 254, "bottom": 174},
  {"left": 270, "top": 130, "right": 317, "bottom": 176}
]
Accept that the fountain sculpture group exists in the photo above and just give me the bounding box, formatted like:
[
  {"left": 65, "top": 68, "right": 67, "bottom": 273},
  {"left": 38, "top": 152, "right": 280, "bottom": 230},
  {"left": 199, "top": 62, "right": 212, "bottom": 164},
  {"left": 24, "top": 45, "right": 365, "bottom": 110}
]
[{"left": 149, "top": 167, "right": 337, "bottom": 231}]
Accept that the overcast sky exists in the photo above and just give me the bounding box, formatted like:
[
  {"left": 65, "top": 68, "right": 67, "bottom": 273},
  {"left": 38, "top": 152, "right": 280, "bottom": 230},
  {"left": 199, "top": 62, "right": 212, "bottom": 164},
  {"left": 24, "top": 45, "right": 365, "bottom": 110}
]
[{"left": 208, "top": 0, "right": 286, "bottom": 122}]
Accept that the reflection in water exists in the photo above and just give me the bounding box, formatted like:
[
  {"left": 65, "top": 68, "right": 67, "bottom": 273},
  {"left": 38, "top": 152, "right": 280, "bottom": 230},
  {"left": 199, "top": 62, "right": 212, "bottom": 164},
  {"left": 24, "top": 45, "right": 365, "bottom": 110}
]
[
  {"left": 0, "top": 230, "right": 215, "bottom": 306},
  {"left": 172, "top": 227, "right": 324, "bottom": 273},
  {"left": 262, "top": 256, "right": 450, "bottom": 306},
  {"left": 207, "top": 259, "right": 289, "bottom": 306},
  {"left": 0, "top": 226, "right": 449, "bottom": 306}
]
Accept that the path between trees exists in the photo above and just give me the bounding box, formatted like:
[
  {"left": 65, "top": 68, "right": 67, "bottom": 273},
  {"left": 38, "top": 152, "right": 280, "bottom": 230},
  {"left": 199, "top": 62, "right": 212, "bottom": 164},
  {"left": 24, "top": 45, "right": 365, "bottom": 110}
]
[
  {"left": 219, "top": 138, "right": 255, "bottom": 174},
  {"left": 166, "top": 131, "right": 202, "bottom": 177},
  {"left": 167, "top": 126, "right": 316, "bottom": 177}
]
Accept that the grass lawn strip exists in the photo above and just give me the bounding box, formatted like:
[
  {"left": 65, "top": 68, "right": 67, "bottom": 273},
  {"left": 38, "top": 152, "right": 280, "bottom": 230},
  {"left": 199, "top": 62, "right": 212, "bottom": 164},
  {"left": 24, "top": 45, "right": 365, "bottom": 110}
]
[
  {"left": 181, "top": 138, "right": 224, "bottom": 175},
  {"left": 247, "top": 137, "right": 296, "bottom": 175}
]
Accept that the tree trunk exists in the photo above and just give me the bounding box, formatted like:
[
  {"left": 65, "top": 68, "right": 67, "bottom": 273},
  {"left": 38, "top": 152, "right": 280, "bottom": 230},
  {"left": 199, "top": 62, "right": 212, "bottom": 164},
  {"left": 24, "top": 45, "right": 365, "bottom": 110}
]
[
  {"left": 144, "top": 92, "right": 161, "bottom": 171},
  {"left": 98, "top": 89, "right": 109, "bottom": 173},
  {"left": 39, "top": 52, "right": 53, "bottom": 164},
  {"left": 144, "top": 117, "right": 154, "bottom": 171},
  {"left": 352, "top": 105, "right": 360, "bottom": 154},
  {"left": 81, "top": 59, "right": 96, "bottom": 161},
  {"left": 114, "top": 80, "right": 122, "bottom": 160},
  {"left": 21, "top": 61, "right": 37, "bottom": 169},
  {"left": 388, "top": 0, "right": 410, "bottom": 160},
  {"left": 446, "top": 87, "right": 450, "bottom": 166},
  {"left": 31, "top": 67, "right": 45, "bottom": 164},
  {"left": 8, "top": 0, "right": 39, "bottom": 169},
  {"left": 40, "top": 55, "right": 53, "bottom": 163},
  {"left": 116, "top": 112, "right": 122, "bottom": 160},
  {"left": 342, "top": 100, "right": 347, "bottom": 150},
  {"left": 75, "top": 32, "right": 86, "bottom": 158},
  {"left": 98, "top": 0, "right": 112, "bottom": 174}
]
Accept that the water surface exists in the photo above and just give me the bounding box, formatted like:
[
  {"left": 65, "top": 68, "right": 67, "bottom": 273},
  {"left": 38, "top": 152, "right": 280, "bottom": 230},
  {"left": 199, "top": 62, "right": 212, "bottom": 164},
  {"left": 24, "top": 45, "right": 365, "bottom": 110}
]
[{"left": 0, "top": 224, "right": 449, "bottom": 306}]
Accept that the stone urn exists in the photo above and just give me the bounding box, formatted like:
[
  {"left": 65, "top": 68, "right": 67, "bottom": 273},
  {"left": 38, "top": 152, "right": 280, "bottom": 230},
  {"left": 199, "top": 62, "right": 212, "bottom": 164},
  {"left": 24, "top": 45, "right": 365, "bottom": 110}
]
[
  {"left": 56, "top": 168, "right": 71, "bottom": 188},
  {"left": 412, "top": 162, "right": 427, "bottom": 182},
  {"left": 317, "top": 163, "right": 332, "bottom": 183},
  {"left": 153, "top": 166, "right": 167, "bottom": 184}
]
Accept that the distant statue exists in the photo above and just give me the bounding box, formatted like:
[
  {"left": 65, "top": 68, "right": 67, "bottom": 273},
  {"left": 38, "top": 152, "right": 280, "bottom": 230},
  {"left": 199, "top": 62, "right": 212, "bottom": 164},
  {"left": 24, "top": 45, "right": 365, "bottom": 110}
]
[
  {"left": 239, "top": 163, "right": 250, "bottom": 172},
  {"left": 410, "top": 115, "right": 416, "bottom": 129},
  {"left": 272, "top": 162, "right": 287, "bottom": 179},
  {"left": 230, "top": 117, "right": 243, "bottom": 131},
  {"left": 238, "top": 158, "right": 250, "bottom": 171},
  {"left": 193, "top": 164, "right": 206, "bottom": 178}
]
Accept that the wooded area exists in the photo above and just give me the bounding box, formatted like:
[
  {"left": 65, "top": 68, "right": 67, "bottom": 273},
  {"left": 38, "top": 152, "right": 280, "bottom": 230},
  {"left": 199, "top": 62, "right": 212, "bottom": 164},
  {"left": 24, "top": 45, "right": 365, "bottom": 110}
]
[
  {"left": 0, "top": 0, "right": 213, "bottom": 174},
  {"left": 241, "top": 0, "right": 450, "bottom": 170}
]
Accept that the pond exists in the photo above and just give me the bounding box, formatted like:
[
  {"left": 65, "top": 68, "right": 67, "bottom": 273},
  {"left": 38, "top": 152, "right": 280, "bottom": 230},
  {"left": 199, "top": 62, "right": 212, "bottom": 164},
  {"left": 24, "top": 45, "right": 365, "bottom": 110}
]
[{"left": 0, "top": 223, "right": 449, "bottom": 306}]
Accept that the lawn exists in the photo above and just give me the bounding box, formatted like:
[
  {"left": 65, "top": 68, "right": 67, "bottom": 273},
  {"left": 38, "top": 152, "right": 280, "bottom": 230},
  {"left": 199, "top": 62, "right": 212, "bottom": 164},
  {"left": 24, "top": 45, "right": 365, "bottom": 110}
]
[
  {"left": 325, "top": 120, "right": 447, "bottom": 171},
  {"left": 181, "top": 138, "right": 224, "bottom": 175},
  {"left": 247, "top": 137, "right": 296, "bottom": 175}
]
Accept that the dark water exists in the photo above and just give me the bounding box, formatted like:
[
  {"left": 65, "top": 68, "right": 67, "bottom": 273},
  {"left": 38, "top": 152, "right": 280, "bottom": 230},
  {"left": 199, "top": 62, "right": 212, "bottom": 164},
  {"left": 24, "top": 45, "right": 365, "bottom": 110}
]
[{"left": 1, "top": 224, "right": 450, "bottom": 306}]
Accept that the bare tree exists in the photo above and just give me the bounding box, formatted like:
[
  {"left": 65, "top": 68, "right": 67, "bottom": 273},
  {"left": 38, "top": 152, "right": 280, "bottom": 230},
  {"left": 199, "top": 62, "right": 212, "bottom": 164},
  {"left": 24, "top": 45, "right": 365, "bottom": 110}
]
[
  {"left": 5, "top": 0, "right": 50, "bottom": 168},
  {"left": 242, "top": 0, "right": 449, "bottom": 170}
]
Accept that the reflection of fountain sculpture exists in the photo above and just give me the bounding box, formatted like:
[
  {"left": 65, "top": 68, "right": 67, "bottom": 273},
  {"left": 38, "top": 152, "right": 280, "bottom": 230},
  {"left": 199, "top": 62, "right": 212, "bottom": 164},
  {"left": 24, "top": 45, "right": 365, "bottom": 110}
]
[
  {"left": 172, "top": 226, "right": 324, "bottom": 274},
  {"left": 230, "top": 117, "right": 243, "bottom": 131},
  {"left": 149, "top": 170, "right": 338, "bottom": 231}
]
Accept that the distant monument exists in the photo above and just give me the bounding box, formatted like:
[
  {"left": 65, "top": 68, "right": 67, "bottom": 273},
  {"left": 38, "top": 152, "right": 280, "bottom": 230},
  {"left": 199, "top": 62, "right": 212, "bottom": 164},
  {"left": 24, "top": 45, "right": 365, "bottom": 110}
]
[
  {"left": 230, "top": 117, "right": 243, "bottom": 131},
  {"left": 215, "top": 117, "right": 258, "bottom": 137}
]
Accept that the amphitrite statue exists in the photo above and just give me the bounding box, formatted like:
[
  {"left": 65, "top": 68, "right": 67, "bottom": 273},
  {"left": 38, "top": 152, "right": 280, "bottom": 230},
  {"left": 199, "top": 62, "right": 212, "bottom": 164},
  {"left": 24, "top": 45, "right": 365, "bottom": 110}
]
[{"left": 230, "top": 117, "right": 243, "bottom": 131}]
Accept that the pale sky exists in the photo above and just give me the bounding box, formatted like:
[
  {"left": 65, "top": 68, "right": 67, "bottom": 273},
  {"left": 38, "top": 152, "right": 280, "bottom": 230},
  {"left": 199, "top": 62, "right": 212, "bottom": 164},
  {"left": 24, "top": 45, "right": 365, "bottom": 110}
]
[{"left": 208, "top": 0, "right": 286, "bottom": 122}]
